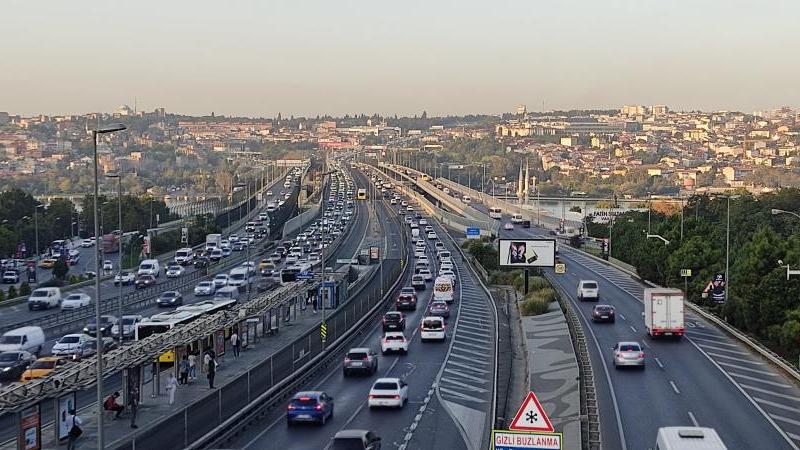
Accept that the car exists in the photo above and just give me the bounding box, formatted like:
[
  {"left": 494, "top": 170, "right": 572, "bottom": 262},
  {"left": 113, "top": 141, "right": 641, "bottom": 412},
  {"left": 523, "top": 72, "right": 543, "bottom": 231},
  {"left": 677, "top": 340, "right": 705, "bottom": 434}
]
[
  {"left": 397, "top": 209, "right": 405, "bottom": 216},
  {"left": 434, "top": 241, "right": 445, "bottom": 252},
  {"left": 51, "top": 333, "right": 94, "bottom": 358},
  {"left": 343, "top": 348, "right": 378, "bottom": 376},
  {"left": 232, "top": 241, "right": 246, "bottom": 252},
  {"left": 111, "top": 315, "right": 143, "bottom": 339},
  {"left": 80, "top": 238, "right": 95, "bottom": 248},
  {"left": 401, "top": 201, "right": 408, "bottom": 207},
  {"left": 0, "top": 351, "right": 36, "bottom": 381},
  {"left": 21, "top": 357, "right": 68, "bottom": 382},
  {"left": 213, "top": 274, "right": 230, "bottom": 288},
  {"left": 439, "top": 269, "right": 456, "bottom": 285},
  {"left": 592, "top": 304, "right": 616, "bottom": 323},
  {"left": 381, "top": 332, "right": 409, "bottom": 354},
  {"left": 613, "top": 341, "right": 645, "bottom": 369},
  {"left": 427, "top": 301, "right": 450, "bottom": 319},
  {"left": 114, "top": 271, "right": 135, "bottom": 285},
  {"left": 61, "top": 293, "right": 91, "bottom": 310},
  {"left": 406, "top": 205, "right": 414, "bottom": 212},
  {"left": 382, "top": 312, "right": 406, "bottom": 332},
  {"left": 286, "top": 391, "right": 335, "bottom": 426},
  {"left": 38, "top": 258, "right": 57, "bottom": 269},
  {"left": 413, "top": 248, "right": 426, "bottom": 259},
  {"left": 395, "top": 293, "right": 417, "bottom": 311},
  {"left": 418, "top": 268, "right": 433, "bottom": 281},
  {"left": 103, "top": 260, "right": 113, "bottom": 271},
  {"left": 83, "top": 315, "right": 118, "bottom": 337},
  {"left": 390, "top": 198, "right": 397, "bottom": 205},
  {"left": 368, "top": 378, "right": 408, "bottom": 408},
  {"left": 503, "top": 222, "right": 514, "bottom": 230},
  {"left": 2, "top": 270, "right": 19, "bottom": 284},
  {"left": 269, "top": 252, "right": 282, "bottom": 263},
  {"left": 193, "top": 256, "right": 210, "bottom": 269},
  {"left": 411, "top": 274, "right": 426, "bottom": 290},
  {"left": 420, "top": 316, "right": 446, "bottom": 342},
  {"left": 165, "top": 265, "right": 185, "bottom": 278},
  {"left": 439, "top": 261, "right": 453, "bottom": 272},
  {"left": 240, "top": 261, "right": 257, "bottom": 275},
  {"left": 194, "top": 281, "right": 216, "bottom": 296},
  {"left": 419, "top": 218, "right": 428, "bottom": 225},
  {"left": 134, "top": 274, "right": 156, "bottom": 290},
  {"left": 229, "top": 234, "right": 239, "bottom": 243},
  {"left": 221, "top": 247, "right": 232, "bottom": 257},
  {"left": 209, "top": 249, "right": 224, "bottom": 261},
  {"left": 157, "top": 291, "right": 183, "bottom": 307},
  {"left": 427, "top": 232, "right": 437, "bottom": 240},
  {"left": 577, "top": 280, "right": 599, "bottom": 301}
]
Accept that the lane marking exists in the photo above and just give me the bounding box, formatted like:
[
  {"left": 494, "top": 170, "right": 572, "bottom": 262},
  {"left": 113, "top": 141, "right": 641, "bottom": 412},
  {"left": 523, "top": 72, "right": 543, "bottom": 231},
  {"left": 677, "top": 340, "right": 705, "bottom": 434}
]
[
  {"left": 688, "top": 411, "right": 699, "bottom": 427},
  {"left": 629, "top": 325, "right": 637, "bottom": 333},
  {"left": 669, "top": 381, "right": 681, "bottom": 395},
  {"left": 689, "top": 336, "right": 740, "bottom": 347},
  {"left": 716, "top": 361, "right": 778, "bottom": 376},
  {"left": 727, "top": 372, "right": 791, "bottom": 389},
  {"left": 654, "top": 357, "right": 664, "bottom": 369},
  {"left": 754, "top": 397, "right": 800, "bottom": 413},
  {"left": 741, "top": 384, "right": 800, "bottom": 402},
  {"left": 772, "top": 414, "right": 800, "bottom": 428},
  {"left": 696, "top": 343, "right": 751, "bottom": 356},
  {"left": 705, "top": 351, "right": 764, "bottom": 365},
  {"left": 619, "top": 313, "right": 627, "bottom": 321}
]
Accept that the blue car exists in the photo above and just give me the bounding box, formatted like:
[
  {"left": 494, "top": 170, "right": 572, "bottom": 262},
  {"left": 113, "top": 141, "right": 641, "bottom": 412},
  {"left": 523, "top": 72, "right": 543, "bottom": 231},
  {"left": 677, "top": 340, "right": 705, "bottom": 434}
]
[{"left": 287, "top": 391, "right": 334, "bottom": 425}]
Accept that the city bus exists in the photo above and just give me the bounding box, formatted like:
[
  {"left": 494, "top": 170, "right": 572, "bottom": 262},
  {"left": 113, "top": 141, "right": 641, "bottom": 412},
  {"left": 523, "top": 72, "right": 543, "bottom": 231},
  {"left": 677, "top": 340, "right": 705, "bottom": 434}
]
[
  {"left": 488, "top": 207, "right": 503, "bottom": 219},
  {"left": 357, "top": 188, "right": 367, "bottom": 200}
]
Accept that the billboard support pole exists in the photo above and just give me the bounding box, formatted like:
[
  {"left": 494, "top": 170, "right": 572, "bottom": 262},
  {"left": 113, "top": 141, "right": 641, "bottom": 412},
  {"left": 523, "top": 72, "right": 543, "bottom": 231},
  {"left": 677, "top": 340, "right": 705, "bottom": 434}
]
[{"left": 524, "top": 269, "right": 529, "bottom": 295}]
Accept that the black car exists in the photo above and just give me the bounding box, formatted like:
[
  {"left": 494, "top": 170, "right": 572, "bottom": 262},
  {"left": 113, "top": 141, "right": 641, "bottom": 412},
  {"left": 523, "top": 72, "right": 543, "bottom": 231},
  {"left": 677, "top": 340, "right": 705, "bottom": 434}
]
[
  {"left": 83, "top": 315, "right": 118, "bottom": 337},
  {"left": 0, "top": 351, "right": 35, "bottom": 381},
  {"left": 157, "top": 291, "right": 183, "bottom": 307},
  {"left": 592, "top": 304, "right": 616, "bottom": 323},
  {"left": 382, "top": 312, "right": 406, "bottom": 332},
  {"left": 232, "top": 242, "right": 246, "bottom": 252},
  {"left": 194, "top": 256, "right": 210, "bottom": 268}
]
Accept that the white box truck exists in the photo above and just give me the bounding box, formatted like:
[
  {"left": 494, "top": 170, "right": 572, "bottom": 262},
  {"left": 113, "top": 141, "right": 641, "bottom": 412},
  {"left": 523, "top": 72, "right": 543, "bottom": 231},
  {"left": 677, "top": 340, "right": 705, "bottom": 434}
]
[
  {"left": 205, "top": 234, "right": 222, "bottom": 251},
  {"left": 433, "top": 276, "right": 454, "bottom": 303},
  {"left": 644, "top": 288, "right": 685, "bottom": 338}
]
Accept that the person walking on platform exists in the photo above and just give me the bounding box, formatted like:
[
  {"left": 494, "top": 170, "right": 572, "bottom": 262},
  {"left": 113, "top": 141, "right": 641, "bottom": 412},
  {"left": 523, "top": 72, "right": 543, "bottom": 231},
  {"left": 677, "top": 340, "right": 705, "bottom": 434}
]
[
  {"left": 179, "top": 355, "right": 189, "bottom": 385},
  {"left": 231, "top": 331, "right": 240, "bottom": 358},
  {"left": 205, "top": 351, "right": 217, "bottom": 389},
  {"left": 188, "top": 352, "right": 197, "bottom": 381},
  {"left": 166, "top": 373, "right": 179, "bottom": 405}
]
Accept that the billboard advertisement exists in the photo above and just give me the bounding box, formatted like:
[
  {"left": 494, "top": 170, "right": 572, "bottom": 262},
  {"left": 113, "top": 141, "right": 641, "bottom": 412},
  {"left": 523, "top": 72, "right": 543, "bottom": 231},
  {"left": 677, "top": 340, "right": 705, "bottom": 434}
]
[
  {"left": 56, "top": 392, "right": 76, "bottom": 442},
  {"left": 498, "top": 239, "right": 556, "bottom": 268},
  {"left": 703, "top": 273, "right": 726, "bottom": 303},
  {"left": 18, "top": 404, "right": 41, "bottom": 450}
]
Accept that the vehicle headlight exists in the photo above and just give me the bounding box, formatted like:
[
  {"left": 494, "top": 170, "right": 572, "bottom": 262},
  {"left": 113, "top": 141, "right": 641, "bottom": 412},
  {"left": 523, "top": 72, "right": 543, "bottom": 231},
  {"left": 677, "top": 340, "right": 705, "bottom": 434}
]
[
  {"left": 83, "top": 327, "right": 89, "bottom": 332},
  {"left": 2, "top": 367, "right": 10, "bottom": 372}
]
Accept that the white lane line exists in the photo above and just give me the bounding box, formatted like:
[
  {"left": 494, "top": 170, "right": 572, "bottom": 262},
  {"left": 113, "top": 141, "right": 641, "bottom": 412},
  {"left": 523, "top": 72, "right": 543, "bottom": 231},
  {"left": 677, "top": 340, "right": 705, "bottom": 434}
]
[
  {"left": 698, "top": 343, "right": 752, "bottom": 356},
  {"left": 705, "top": 352, "right": 763, "bottom": 365},
  {"left": 727, "top": 372, "right": 792, "bottom": 389},
  {"left": 619, "top": 313, "right": 627, "bottom": 321},
  {"left": 669, "top": 381, "right": 681, "bottom": 395},
  {"left": 716, "top": 361, "right": 778, "bottom": 376},
  {"left": 788, "top": 432, "right": 800, "bottom": 442},
  {"left": 688, "top": 411, "right": 699, "bottom": 427},
  {"left": 455, "top": 328, "right": 489, "bottom": 339},
  {"left": 448, "top": 352, "right": 489, "bottom": 365},
  {"left": 447, "top": 359, "right": 489, "bottom": 374},
  {"left": 741, "top": 384, "right": 800, "bottom": 402},
  {"left": 443, "top": 367, "right": 489, "bottom": 384},
  {"left": 772, "top": 414, "right": 800, "bottom": 428},
  {"left": 629, "top": 325, "right": 637, "bottom": 333},
  {"left": 754, "top": 397, "right": 800, "bottom": 413},
  {"left": 689, "top": 336, "right": 740, "bottom": 347},
  {"left": 654, "top": 357, "right": 664, "bottom": 369},
  {"left": 686, "top": 329, "right": 726, "bottom": 339}
]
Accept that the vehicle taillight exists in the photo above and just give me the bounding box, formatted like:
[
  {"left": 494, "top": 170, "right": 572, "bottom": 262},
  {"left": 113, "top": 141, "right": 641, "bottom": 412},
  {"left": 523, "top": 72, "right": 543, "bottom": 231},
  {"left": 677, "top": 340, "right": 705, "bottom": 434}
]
[
  {"left": 368, "top": 394, "right": 376, "bottom": 400},
  {"left": 315, "top": 404, "right": 322, "bottom": 411},
  {"left": 639, "top": 352, "right": 645, "bottom": 358},
  {"left": 287, "top": 404, "right": 296, "bottom": 410},
  {"left": 393, "top": 395, "right": 400, "bottom": 400},
  {"left": 344, "top": 357, "right": 351, "bottom": 363}
]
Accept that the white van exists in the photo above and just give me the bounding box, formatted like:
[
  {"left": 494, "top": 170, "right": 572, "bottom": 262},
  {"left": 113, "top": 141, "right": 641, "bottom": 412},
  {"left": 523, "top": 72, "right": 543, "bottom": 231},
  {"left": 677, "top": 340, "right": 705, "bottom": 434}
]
[
  {"left": 138, "top": 259, "right": 161, "bottom": 277},
  {"left": 511, "top": 214, "right": 524, "bottom": 224},
  {"left": 420, "top": 317, "right": 446, "bottom": 342},
  {"left": 0, "top": 326, "right": 45, "bottom": 355},
  {"left": 433, "top": 276, "right": 454, "bottom": 303},
  {"left": 27, "top": 287, "right": 62, "bottom": 311},
  {"left": 174, "top": 248, "right": 194, "bottom": 265},
  {"left": 214, "top": 286, "right": 241, "bottom": 302},
  {"left": 437, "top": 250, "right": 452, "bottom": 264},
  {"left": 655, "top": 427, "right": 727, "bottom": 450}
]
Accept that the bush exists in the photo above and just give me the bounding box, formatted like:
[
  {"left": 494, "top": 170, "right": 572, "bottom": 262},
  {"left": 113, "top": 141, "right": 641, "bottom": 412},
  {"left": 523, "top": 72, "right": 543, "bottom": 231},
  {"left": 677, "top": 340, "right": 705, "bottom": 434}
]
[
  {"left": 0, "top": 290, "right": 5, "bottom": 302},
  {"left": 529, "top": 276, "right": 549, "bottom": 290},
  {"left": 53, "top": 258, "right": 69, "bottom": 280},
  {"left": 7, "top": 286, "right": 17, "bottom": 299},
  {"left": 68, "top": 275, "right": 79, "bottom": 285},
  {"left": 19, "top": 282, "right": 31, "bottom": 297},
  {"left": 530, "top": 287, "right": 556, "bottom": 303},
  {"left": 512, "top": 273, "right": 526, "bottom": 292},
  {"left": 520, "top": 297, "right": 550, "bottom": 316},
  {"left": 39, "top": 278, "right": 64, "bottom": 288},
  {"left": 490, "top": 270, "right": 519, "bottom": 285}
]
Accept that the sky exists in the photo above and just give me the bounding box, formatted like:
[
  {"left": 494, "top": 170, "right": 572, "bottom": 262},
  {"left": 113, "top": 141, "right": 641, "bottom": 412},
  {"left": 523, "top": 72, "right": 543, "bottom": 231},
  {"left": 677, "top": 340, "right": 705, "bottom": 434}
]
[{"left": 2, "top": 0, "right": 799, "bottom": 117}]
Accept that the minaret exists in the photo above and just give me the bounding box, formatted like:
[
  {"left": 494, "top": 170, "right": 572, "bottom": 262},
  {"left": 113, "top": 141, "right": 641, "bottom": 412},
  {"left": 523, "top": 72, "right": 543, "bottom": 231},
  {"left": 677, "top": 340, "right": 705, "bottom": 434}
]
[
  {"left": 517, "top": 163, "right": 524, "bottom": 202},
  {"left": 524, "top": 159, "right": 530, "bottom": 201}
]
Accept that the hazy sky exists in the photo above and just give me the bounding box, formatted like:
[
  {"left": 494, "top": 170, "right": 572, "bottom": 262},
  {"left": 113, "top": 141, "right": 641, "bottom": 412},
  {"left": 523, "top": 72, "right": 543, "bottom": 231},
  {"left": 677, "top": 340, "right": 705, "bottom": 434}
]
[{"left": 2, "top": 0, "right": 799, "bottom": 117}]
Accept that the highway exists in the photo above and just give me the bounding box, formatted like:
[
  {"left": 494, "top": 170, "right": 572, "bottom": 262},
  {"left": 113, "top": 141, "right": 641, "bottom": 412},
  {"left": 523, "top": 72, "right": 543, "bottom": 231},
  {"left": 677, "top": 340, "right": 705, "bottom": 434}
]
[
  {"left": 426, "top": 175, "right": 800, "bottom": 450},
  {"left": 233, "top": 171, "right": 497, "bottom": 450}
]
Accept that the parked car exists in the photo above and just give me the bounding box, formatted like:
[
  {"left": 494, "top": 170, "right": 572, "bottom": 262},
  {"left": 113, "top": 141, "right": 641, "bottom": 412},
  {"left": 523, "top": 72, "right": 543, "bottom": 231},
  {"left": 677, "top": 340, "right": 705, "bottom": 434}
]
[
  {"left": 0, "top": 351, "right": 36, "bottom": 381},
  {"left": 367, "top": 378, "right": 408, "bottom": 408},
  {"left": 612, "top": 341, "right": 645, "bottom": 369},
  {"left": 592, "top": 305, "right": 616, "bottom": 323},
  {"left": 343, "top": 348, "right": 378, "bottom": 376},
  {"left": 114, "top": 271, "right": 135, "bottom": 285},
  {"left": 380, "top": 332, "right": 409, "bottom": 354},
  {"left": 61, "top": 293, "right": 91, "bottom": 310},
  {"left": 286, "top": 391, "right": 335, "bottom": 426},
  {"left": 157, "top": 291, "right": 183, "bottom": 307},
  {"left": 134, "top": 274, "right": 157, "bottom": 290},
  {"left": 382, "top": 312, "right": 406, "bottom": 332}
]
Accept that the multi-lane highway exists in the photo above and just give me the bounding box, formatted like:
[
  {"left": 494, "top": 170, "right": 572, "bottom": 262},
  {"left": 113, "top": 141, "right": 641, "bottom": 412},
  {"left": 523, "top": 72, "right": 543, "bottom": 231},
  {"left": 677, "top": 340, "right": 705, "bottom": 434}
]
[
  {"left": 428, "top": 174, "right": 800, "bottom": 450},
  {"left": 232, "top": 169, "right": 498, "bottom": 450}
]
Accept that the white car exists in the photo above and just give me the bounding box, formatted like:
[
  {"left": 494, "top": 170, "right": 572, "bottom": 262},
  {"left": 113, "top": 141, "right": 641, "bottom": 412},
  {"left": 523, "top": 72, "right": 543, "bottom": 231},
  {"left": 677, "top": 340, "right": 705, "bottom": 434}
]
[
  {"left": 165, "top": 265, "right": 185, "bottom": 278},
  {"left": 194, "top": 281, "right": 216, "bottom": 296},
  {"left": 81, "top": 239, "right": 95, "bottom": 248},
  {"left": 61, "top": 293, "right": 91, "bottom": 310},
  {"left": 229, "top": 235, "right": 239, "bottom": 243},
  {"left": 240, "top": 261, "right": 256, "bottom": 275},
  {"left": 427, "top": 232, "right": 437, "bottom": 240},
  {"left": 390, "top": 198, "right": 397, "bottom": 205},
  {"left": 114, "top": 271, "right": 135, "bottom": 285},
  {"left": 439, "top": 269, "right": 456, "bottom": 284},
  {"left": 213, "top": 274, "right": 229, "bottom": 288},
  {"left": 102, "top": 260, "right": 113, "bottom": 271},
  {"left": 368, "top": 378, "right": 409, "bottom": 408},
  {"left": 417, "top": 255, "right": 429, "bottom": 265},
  {"left": 439, "top": 261, "right": 453, "bottom": 272},
  {"left": 51, "top": 333, "right": 93, "bottom": 357},
  {"left": 419, "top": 268, "right": 433, "bottom": 281},
  {"left": 420, "top": 316, "right": 447, "bottom": 342},
  {"left": 286, "top": 254, "right": 299, "bottom": 264},
  {"left": 503, "top": 222, "right": 514, "bottom": 230},
  {"left": 414, "top": 249, "right": 426, "bottom": 258},
  {"left": 381, "top": 332, "right": 409, "bottom": 354}
]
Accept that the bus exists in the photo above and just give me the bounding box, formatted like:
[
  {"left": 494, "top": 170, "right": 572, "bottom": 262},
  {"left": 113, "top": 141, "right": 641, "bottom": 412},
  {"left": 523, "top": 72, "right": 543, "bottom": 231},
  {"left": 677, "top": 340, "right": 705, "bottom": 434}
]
[
  {"left": 357, "top": 188, "right": 367, "bottom": 200},
  {"left": 488, "top": 207, "right": 502, "bottom": 219}
]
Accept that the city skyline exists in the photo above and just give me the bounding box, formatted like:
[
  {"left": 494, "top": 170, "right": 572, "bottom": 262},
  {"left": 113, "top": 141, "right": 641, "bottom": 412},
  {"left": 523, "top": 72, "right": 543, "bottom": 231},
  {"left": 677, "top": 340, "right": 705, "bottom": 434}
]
[{"left": 2, "top": 0, "right": 799, "bottom": 116}]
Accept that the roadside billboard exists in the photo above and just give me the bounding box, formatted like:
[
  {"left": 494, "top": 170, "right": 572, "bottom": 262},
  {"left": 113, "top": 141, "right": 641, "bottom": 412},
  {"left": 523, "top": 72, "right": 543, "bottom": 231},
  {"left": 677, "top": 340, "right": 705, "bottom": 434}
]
[{"left": 498, "top": 239, "right": 556, "bottom": 268}]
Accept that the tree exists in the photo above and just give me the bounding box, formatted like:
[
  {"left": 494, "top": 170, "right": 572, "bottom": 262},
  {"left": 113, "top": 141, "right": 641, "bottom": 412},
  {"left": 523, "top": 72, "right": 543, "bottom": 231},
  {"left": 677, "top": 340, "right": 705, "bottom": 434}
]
[
  {"left": 7, "top": 286, "right": 17, "bottom": 299},
  {"left": 19, "top": 282, "right": 31, "bottom": 296},
  {"left": 53, "top": 258, "right": 69, "bottom": 280}
]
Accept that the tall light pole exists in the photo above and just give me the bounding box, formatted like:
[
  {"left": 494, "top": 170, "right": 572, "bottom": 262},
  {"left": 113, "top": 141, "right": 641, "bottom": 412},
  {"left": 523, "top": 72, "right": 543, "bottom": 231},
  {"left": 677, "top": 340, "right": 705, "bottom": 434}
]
[
  {"left": 92, "top": 123, "right": 126, "bottom": 450},
  {"left": 33, "top": 204, "right": 42, "bottom": 260},
  {"left": 105, "top": 171, "right": 124, "bottom": 349}
]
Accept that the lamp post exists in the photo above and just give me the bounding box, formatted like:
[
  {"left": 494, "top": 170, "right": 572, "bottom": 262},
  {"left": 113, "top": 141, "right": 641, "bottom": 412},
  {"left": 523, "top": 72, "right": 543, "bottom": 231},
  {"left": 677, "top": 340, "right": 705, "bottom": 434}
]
[
  {"left": 33, "top": 204, "right": 43, "bottom": 260},
  {"left": 105, "top": 171, "right": 124, "bottom": 349},
  {"left": 92, "top": 123, "right": 126, "bottom": 450}
]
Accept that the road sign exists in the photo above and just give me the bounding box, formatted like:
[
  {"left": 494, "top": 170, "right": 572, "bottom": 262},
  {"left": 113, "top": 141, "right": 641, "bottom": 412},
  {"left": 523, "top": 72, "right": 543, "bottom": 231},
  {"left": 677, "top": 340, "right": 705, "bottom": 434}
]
[
  {"left": 680, "top": 268, "right": 692, "bottom": 277},
  {"left": 320, "top": 322, "right": 327, "bottom": 343},
  {"left": 492, "top": 430, "right": 562, "bottom": 450},
  {"left": 554, "top": 263, "right": 566, "bottom": 274},
  {"left": 466, "top": 227, "right": 481, "bottom": 239},
  {"left": 509, "top": 391, "right": 554, "bottom": 432},
  {"left": 297, "top": 271, "right": 315, "bottom": 280}
]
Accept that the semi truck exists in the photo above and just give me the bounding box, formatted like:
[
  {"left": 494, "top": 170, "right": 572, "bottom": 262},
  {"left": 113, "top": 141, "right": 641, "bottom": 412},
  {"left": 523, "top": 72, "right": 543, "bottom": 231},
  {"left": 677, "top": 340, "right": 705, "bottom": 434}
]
[{"left": 644, "top": 288, "right": 685, "bottom": 338}]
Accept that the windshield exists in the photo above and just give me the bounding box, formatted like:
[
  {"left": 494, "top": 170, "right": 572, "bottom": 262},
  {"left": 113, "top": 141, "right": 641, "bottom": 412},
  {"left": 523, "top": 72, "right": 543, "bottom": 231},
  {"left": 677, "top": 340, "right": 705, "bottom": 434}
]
[
  {"left": 423, "top": 319, "right": 443, "bottom": 329},
  {"left": 122, "top": 318, "right": 137, "bottom": 325},
  {"left": 0, "top": 353, "right": 20, "bottom": 361},
  {"left": 59, "top": 336, "right": 80, "bottom": 344},
  {"left": 30, "top": 360, "right": 56, "bottom": 370},
  {"left": 30, "top": 290, "right": 48, "bottom": 298},
  {"left": 619, "top": 344, "right": 641, "bottom": 352},
  {"left": 140, "top": 264, "right": 153, "bottom": 270},
  {"left": 65, "top": 295, "right": 82, "bottom": 301},
  {"left": 0, "top": 336, "right": 22, "bottom": 344}
]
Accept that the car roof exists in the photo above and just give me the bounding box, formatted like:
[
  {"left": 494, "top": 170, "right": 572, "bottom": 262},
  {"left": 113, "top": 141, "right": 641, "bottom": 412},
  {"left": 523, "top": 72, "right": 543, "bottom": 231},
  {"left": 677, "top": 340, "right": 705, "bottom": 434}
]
[
  {"left": 594, "top": 304, "right": 614, "bottom": 308},
  {"left": 348, "top": 347, "right": 371, "bottom": 353},
  {"left": 617, "top": 341, "right": 641, "bottom": 347},
  {"left": 333, "top": 429, "right": 371, "bottom": 439}
]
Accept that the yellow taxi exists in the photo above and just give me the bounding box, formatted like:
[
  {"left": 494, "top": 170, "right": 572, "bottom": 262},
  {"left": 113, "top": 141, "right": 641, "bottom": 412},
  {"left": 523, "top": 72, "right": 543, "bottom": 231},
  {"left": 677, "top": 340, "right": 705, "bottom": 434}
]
[
  {"left": 21, "top": 357, "right": 67, "bottom": 382},
  {"left": 38, "top": 258, "right": 57, "bottom": 269},
  {"left": 258, "top": 259, "right": 272, "bottom": 271}
]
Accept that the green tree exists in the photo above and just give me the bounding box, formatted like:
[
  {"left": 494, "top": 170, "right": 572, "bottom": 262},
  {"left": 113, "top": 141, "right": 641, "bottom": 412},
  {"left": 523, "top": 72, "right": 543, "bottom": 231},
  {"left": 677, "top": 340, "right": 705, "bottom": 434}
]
[
  {"left": 53, "top": 258, "right": 69, "bottom": 280},
  {"left": 7, "top": 285, "right": 17, "bottom": 299},
  {"left": 19, "top": 282, "right": 31, "bottom": 296}
]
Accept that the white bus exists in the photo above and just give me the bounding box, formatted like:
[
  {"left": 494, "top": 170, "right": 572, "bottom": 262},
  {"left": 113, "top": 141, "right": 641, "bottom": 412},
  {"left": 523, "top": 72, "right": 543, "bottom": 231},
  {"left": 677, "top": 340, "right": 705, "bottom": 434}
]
[
  {"left": 488, "top": 207, "right": 502, "bottom": 219},
  {"left": 357, "top": 188, "right": 368, "bottom": 200}
]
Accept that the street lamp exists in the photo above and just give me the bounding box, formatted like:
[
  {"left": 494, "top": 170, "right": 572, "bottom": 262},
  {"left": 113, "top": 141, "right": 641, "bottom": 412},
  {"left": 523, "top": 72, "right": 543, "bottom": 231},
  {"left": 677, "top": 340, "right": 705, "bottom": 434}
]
[
  {"left": 33, "top": 204, "right": 43, "bottom": 260},
  {"left": 105, "top": 171, "right": 124, "bottom": 349},
  {"left": 91, "top": 123, "right": 126, "bottom": 449}
]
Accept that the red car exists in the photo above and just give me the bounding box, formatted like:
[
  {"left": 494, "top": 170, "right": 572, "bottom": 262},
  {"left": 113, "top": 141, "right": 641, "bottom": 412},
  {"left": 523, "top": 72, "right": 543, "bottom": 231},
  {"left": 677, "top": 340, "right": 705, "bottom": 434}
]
[
  {"left": 395, "top": 293, "right": 417, "bottom": 311},
  {"left": 134, "top": 274, "right": 156, "bottom": 290}
]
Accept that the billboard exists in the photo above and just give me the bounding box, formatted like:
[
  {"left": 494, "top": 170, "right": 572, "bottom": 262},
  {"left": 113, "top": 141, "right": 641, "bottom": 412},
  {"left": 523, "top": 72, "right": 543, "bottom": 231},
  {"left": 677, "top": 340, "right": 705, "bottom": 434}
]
[
  {"left": 498, "top": 239, "right": 556, "bottom": 268},
  {"left": 56, "top": 392, "right": 76, "bottom": 442}
]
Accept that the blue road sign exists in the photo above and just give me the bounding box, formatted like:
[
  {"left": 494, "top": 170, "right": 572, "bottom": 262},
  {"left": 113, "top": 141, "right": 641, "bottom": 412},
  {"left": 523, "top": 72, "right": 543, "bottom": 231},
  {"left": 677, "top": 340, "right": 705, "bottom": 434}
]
[
  {"left": 297, "top": 271, "right": 315, "bottom": 280},
  {"left": 466, "top": 227, "right": 480, "bottom": 238}
]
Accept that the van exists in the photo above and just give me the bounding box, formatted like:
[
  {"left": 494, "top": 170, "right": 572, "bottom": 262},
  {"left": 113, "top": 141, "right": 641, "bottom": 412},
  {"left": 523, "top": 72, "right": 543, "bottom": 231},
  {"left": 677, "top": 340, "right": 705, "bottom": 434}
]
[
  {"left": 655, "top": 427, "right": 727, "bottom": 450},
  {"left": 511, "top": 214, "right": 524, "bottom": 224},
  {"left": 214, "top": 286, "right": 241, "bottom": 302},
  {"left": 138, "top": 259, "right": 161, "bottom": 277},
  {"left": 437, "top": 250, "right": 452, "bottom": 264},
  {"left": 174, "top": 248, "right": 194, "bottom": 265},
  {"left": 27, "top": 287, "right": 62, "bottom": 311},
  {"left": 420, "top": 317, "right": 446, "bottom": 342},
  {"left": 433, "top": 276, "right": 455, "bottom": 303},
  {"left": 0, "top": 326, "right": 45, "bottom": 355}
]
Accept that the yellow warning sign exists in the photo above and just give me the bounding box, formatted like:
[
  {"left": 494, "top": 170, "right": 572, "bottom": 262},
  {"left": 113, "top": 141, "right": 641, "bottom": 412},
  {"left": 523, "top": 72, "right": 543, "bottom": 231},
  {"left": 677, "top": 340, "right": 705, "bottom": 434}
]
[{"left": 554, "top": 263, "right": 566, "bottom": 274}]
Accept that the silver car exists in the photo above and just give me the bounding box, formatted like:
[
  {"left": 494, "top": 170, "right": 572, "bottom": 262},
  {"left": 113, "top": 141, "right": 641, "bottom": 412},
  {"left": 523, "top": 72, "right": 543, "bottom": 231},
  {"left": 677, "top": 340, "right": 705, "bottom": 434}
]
[{"left": 612, "top": 341, "right": 645, "bottom": 369}]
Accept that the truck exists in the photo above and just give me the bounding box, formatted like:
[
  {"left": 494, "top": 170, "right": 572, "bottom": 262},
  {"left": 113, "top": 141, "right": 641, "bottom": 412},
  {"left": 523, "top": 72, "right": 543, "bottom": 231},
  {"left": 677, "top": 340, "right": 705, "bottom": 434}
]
[
  {"left": 433, "top": 276, "right": 454, "bottom": 303},
  {"left": 205, "top": 234, "right": 222, "bottom": 251},
  {"left": 101, "top": 232, "right": 120, "bottom": 253},
  {"left": 644, "top": 288, "right": 685, "bottom": 338}
]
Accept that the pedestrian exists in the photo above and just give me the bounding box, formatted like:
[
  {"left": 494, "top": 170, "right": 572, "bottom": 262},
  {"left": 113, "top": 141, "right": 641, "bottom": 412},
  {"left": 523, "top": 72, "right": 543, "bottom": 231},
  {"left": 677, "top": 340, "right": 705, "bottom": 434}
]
[
  {"left": 166, "top": 373, "right": 179, "bottom": 405},
  {"left": 103, "top": 391, "right": 124, "bottom": 419},
  {"left": 178, "top": 355, "right": 189, "bottom": 385},
  {"left": 230, "top": 331, "right": 240, "bottom": 358},
  {"left": 130, "top": 387, "right": 139, "bottom": 429},
  {"left": 66, "top": 409, "right": 82, "bottom": 450},
  {"left": 206, "top": 351, "right": 217, "bottom": 389},
  {"left": 188, "top": 352, "right": 197, "bottom": 381}
]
